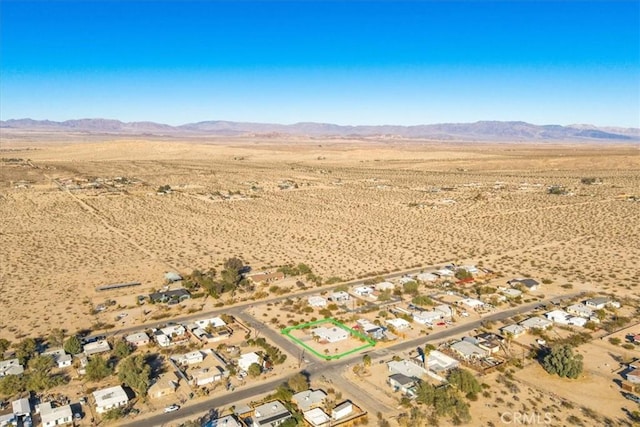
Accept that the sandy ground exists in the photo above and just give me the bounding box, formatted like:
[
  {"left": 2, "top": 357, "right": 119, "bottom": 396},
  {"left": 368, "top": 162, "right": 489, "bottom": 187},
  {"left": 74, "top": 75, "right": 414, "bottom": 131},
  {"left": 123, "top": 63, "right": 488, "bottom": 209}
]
[{"left": 1, "top": 134, "right": 639, "bottom": 424}]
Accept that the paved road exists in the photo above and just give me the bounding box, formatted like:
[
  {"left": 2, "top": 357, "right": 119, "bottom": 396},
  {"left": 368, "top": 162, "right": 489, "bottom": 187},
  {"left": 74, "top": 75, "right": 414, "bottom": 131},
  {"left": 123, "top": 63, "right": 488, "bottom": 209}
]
[{"left": 120, "top": 293, "right": 582, "bottom": 426}]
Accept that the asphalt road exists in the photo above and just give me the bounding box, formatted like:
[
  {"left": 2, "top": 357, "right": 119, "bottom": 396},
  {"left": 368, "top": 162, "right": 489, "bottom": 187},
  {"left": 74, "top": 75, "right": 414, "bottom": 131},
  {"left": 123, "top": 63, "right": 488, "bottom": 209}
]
[{"left": 120, "top": 292, "right": 582, "bottom": 426}]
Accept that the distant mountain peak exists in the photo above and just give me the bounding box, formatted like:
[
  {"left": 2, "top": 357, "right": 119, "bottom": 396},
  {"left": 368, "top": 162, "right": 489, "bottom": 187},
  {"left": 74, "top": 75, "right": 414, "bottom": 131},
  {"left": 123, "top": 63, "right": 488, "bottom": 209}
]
[{"left": 1, "top": 118, "right": 637, "bottom": 141}]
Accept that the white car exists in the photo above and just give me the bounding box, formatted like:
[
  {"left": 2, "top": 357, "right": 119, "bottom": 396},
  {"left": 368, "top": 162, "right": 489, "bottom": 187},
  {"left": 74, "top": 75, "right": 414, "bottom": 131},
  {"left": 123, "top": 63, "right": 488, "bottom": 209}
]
[{"left": 164, "top": 404, "right": 180, "bottom": 413}]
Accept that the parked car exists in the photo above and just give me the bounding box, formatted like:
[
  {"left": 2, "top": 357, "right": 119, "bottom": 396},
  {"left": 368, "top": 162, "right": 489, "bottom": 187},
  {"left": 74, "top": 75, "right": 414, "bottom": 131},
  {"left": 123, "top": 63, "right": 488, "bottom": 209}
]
[
  {"left": 164, "top": 404, "right": 180, "bottom": 413},
  {"left": 623, "top": 393, "right": 640, "bottom": 404}
]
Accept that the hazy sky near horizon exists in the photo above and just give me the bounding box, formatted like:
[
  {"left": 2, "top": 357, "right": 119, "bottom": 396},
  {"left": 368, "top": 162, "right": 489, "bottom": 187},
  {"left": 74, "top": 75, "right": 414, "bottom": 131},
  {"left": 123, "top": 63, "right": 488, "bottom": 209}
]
[{"left": 1, "top": 1, "right": 639, "bottom": 127}]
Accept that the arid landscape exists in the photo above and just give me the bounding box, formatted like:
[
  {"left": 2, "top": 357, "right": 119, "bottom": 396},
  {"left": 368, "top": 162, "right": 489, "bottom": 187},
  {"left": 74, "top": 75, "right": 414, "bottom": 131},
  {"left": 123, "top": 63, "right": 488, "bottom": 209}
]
[{"left": 1, "top": 133, "right": 639, "bottom": 339}]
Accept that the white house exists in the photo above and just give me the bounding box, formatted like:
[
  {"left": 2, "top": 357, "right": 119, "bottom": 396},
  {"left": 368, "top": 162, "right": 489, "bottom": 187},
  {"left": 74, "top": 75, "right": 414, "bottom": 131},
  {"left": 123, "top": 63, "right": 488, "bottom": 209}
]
[
  {"left": 43, "top": 349, "right": 72, "bottom": 368},
  {"left": 353, "top": 286, "right": 374, "bottom": 297},
  {"left": 416, "top": 272, "right": 438, "bottom": 282},
  {"left": 566, "top": 304, "right": 593, "bottom": 318},
  {"left": 508, "top": 278, "right": 540, "bottom": 291},
  {"left": 292, "top": 389, "right": 327, "bottom": 412},
  {"left": 413, "top": 310, "right": 442, "bottom": 325},
  {"left": 500, "top": 324, "right": 526, "bottom": 338},
  {"left": 584, "top": 297, "right": 610, "bottom": 310},
  {"left": 386, "top": 318, "right": 410, "bottom": 330},
  {"left": 546, "top": 310, "right": 571, "bottom": 324},
  {"left": 434, "top": 304, "right": 454, "bottom": 318},
  {"left": 0, "top": 358, "right": 24, "bottom": 377},
  {"left": 426, "top": 350, "right": 459, "bottom": 373},
  {"left": 450, "top": 340, "right": 488, "bottom": 360},
  {"left": 375, "top": 281, "right": 395, "bottom": 291},
  {"left": 12, "top": 398, "right": 30, "bottom": 416},
  {"left": 308, "top": 296, "right": 327, "bottom": 308},
  {"left": 329, "top": 291, "right": 350, "bottom": 302},
  {"left": 39, "top": 402, "right": 72, "bottom": 427},
  {"left": 195, "top": 316, "right": 227, "bottom": 329},
  {"left": 190, "top": 368, "right": 222, "bottom": 386},
  {"left": 387, "top": 359, "right": 428, "bottom": 379},
  {"left": 436, "top": 268, "right": 454, "bottom": 277},
  {"left": 125, "top": 332, "right": 150, "bottom": 347},
  {"left": 568, "top": 317, "right": 587, "bottom": 327},
  {"left": 519, "top": 316, "right": 553, "bottom": 330},
  {"left": 500, "top": 288, "right": 523, "bottom": 298},
  {"left": 331, "top": 401, "right": 353, "bottom": 420},
  {"left": 304, "top": 408, "right": 331, "bottom": 427},
  {"left": 83, "top": 340, "right": 111, "bottom": 356},
  {"left": 312, "top": 327, "right": 349, "bottom": 343},
  {"left": 172, "top": 351, "right": 204, "bottom": 366},
  {"left": 238, "top": 352, "right": 261, "bottom": 371},
  {"left": 207, "top": 415, "right": 243, "bottom": 427},
  {"left": 92, "top": 385, "right": 129, "bottom": 414},
  {"left": 459, "top": 298, "right": 484, "bottom": 309}
]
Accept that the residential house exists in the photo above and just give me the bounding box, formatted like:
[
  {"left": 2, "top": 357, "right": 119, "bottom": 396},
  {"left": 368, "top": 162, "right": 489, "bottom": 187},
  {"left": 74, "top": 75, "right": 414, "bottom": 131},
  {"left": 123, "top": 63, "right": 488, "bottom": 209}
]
[
  {"left": 519, "top": 316, "right": 553, "bottom": 330},
  {"left": 312, "top": 327, "right": 349, "bottom": 343},
  {"left": 566, "top": 304, "right": 593, "bottom": 318},
  {"left": 388, "top": 373, "right": 417, "bottom": 396},
  {"left": 416, "top": 272, "right": 438, "bottom": 282},
  {"left": 435, "top": 269, "right": 454, "bottom": 277},
  {"left": 546, "top": 310, "right": 571, "bottom": 325},
  {"left": 353, "top": 286, "right": 374, "bottom": 297},
  {"left": 412, "top": 310, "right": 442, "bottom": 325},
  {"left": 149, "top": 288, "right": 191, "bottom": 304},
  {"left": 303, "top": 408, "right": 331, "bottom": 427},
  {"left": 356, "top": 319, "right": 384, "bottom": 339},
  {"left": 459, "top": 298, "right": 484, "bottom": 310},
  {"left": 500, "top": 324, "right": 526, "bottom": 338},
  {"left": 190, "top": 367, "right": 222, "bottom": 386},
  {"left": 195, "top": 317, "right": 227, "bottom": 329},
  {"left": 585, "top": 297, "right": 610, "bottom": 310},
  {"left": 474, "top": 333, "right": 502, "bottom": 354},
  {"left": 328, "top": 291, "right": 349, "bottom": 302},
  {"left": 42, "top": 349, "right": 72, "bottom": 368},
  {"left": 164, "top": 272, "right": 182, "bottom": 282},
  {"left": 0, "top": 358, "right": 24, "bottom": 376},
  {"left": 626, "top": 369, "right": 640, "bottom": 384},
  {"left": 252, "top": 401, "right": 292, "bottom": 427},
  {"left": 450, "top": 339, "right": 488, "bottom": 360},
  {"left": 39, "top": 402, "right": 72, "bottom": 427},
  {"left": 83, "top": 340, "right": 111, "bottom": 356},
  {"left": 375, "top": 281, "right": 395, "bottom": 291},
  {"left": 154, "top": 324, "right": 188, "bottom": 347},
  {"left": 426, "top": 350, "right": 459, "bottom": 373},
  {"left": 12, "top": 398, "right": 31, "bottom": 416},
  {"left": 148, "top": 371, "right": 179, "bottom": 399},
  {"left": 500, "top": 288, "right": 523, "bottom": 299},
  {"left": 125, "top": 332, "right": 150, "bottom": 347},
  {"left": 385, "top": 318, "right": 410, "bottom": 330},
  {"left": 434, "top": 304, "right": 454, "bottom": 318},
  {"left": 204, "top": 415, "right": 244, "bottom": 427},
  {"left": 308, "top": 296, "right": 327, "bottom": 308},
  {"left": 398, "top": 276, "right": 416, "bottom": 285},
  {"left": 331, "top": 401, "right": 353, "bottom": 420},
  {"left": 92, "top": 385, "right": 129, "bottom": 414},
  {"left": 508, "top": 278, "right": 540, "bottom": 291},
  {"left": 238, "top": 352, "right": 262, "bottom": 371},
  {"left": 568, "top": 317, "right": 587, "bottom": 327},
  {"left": 387, "top": 359, "right": 428, "bottom": 380},
  {"left": 172, "top": 351, "right": 204, "bottom": 366},
  {"left": 292, "top": 389, "right": 327, "bottom": 412}
]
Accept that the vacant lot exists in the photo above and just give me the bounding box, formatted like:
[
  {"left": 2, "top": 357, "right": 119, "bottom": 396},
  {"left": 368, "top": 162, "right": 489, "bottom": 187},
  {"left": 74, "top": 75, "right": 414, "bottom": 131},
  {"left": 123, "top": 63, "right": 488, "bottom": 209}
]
[{"left": 1, "top": 134, "right": 639, "bottom": 341}]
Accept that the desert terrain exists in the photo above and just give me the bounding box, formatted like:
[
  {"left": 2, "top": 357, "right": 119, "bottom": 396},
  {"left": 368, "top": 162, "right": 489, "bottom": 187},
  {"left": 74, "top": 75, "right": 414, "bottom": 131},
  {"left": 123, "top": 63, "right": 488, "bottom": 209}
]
[{"left": 1, "top": 133, "right": 638, "bottom": 341}]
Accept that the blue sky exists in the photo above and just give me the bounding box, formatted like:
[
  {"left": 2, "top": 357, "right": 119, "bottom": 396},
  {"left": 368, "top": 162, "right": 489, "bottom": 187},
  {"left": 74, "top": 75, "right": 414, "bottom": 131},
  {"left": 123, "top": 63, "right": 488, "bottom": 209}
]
[{"left": 1, "top": 1, "right": 639, "bottom": 127}]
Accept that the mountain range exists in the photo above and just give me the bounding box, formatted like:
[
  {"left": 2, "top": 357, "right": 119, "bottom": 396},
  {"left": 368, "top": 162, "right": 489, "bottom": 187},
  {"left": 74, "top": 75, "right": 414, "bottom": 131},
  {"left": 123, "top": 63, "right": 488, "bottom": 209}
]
[{"left": 1, "top": 118, "right": 638, "bottom": 141}]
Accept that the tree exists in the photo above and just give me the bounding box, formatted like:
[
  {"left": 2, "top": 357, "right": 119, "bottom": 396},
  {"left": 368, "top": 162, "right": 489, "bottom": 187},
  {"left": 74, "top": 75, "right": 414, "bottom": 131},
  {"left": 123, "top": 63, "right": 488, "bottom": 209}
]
[
  {"left": 424, "top": 343, "right": 436, "bottom": 358},
  {"left": 541, "top": 344, "right": 583, "bottom": 379},
  {"left": 362, "top": 354, "right": 372, "bottom": 367},
  {"left": 247, "top": 362, "right": 262, "bottom": 378},
  {"left": 402, "top": 281, "right": 419, "bottom": 295},
  {"left": 48, "top": 329, "right": 65, "bottom": 348},
  {"left": 455, "top": 269, "right": 473, "bottom": 280},
  {"left": 14, "top": 338, "right": 37, "bottom": 365},
  {"left": 0, "top": 338, "right": 11, "bottom": 355},
  {"left": 447, "top": 368, "right": 481, "bottom": 396},
  {"left": 85, "top": 356, "right": 113, "bottom": 381},
  {"left": 26, "top": 355, "right": 67, "bottom": 392},
  {"left": 118, "top": 354, "right": 151, "bottom": 396},
  {"left": 113, "top": 339, "right": 132, "bottom": 359},
  {"left": 0, "top": 374, "right": 27, "bottom": 397},
  {"left": 63, "top": 336, "right": 83, "bottom": 355},
  {"left": 287, "top": 373, "right": 309, "bottom": 392}
]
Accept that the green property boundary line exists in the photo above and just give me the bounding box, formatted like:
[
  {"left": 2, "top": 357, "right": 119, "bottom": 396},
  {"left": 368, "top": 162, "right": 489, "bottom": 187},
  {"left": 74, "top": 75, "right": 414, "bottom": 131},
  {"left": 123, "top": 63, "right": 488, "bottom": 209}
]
[{"left": 281, "top": 318, "right": 376, "bottom": 360}]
